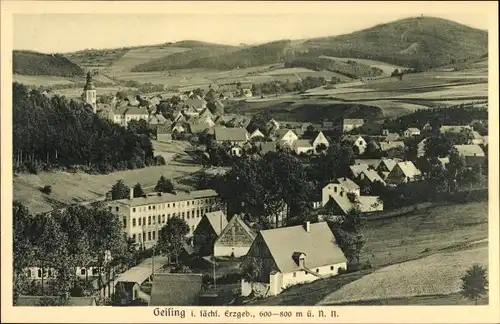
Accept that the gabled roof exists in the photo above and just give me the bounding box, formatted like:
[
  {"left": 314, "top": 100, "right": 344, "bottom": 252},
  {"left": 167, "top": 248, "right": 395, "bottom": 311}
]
[
  {"left": 394, "top": 161, "right": 422, "bottom": 178},
  {"left": 362, "top": 169, "right": 386, "bottom": 185},
  {"left": 198, "top": 108, "right": 214, "bottom": 119},
  {"left": 335, "top": 177, "right": 360, "bottom": 191},
  {"left": 189, "top": 122, "right": 211, "bottom": 134},
  {"left": 149, "top": 273, "right": 203, "bottom": 306},
  {"left": 204, "top": 211, "right": 229, "bottom": 236},
  {"left": 378, "top": 158, "right": 400, "bottom": 172},
  {"left": 380, "top": 141, "right": 405, "bottom": 151},
  {"left": 439, "top": 125, "right": 472, "bottom": 133},
  {"left": 215, "top": 214, "right": 256, "bottom": 246},
  {"left": 354, "top": 159, "right": 382, "bottom": 169},
  {"left": 406, "top": 128, "right": 420, "bottom": 133},
  {"left": 453, "top": 144, "right": 485, "bottom": 157},
  {"left": 327, "top": 194, "right": 381, "bottom": 214},
  {"left": 343, "top": 119, "right": 364, "bottom": 126},
  {"left": 250, "top": 129, "right": 265, "bottom": 138},
  {"left": 384, "top": 133, "right": 400, "bottom": 142},
  {"left": 342, "top": 135, "right": 366, "bottom": 143},
  {"left": 275, "top": 128, "right": 296, "bottom": 139},
  {"left": 258, "top": 222, "right": 346, "bottom": 273},
  {"left": 214, "top": 127, "right": 248, "bottom": 142},
  {"left": 350, "top": 164, "right": 370, "bottom": 177},
  {"left": 116, "top": 256, "right": 169, "bottom": 285}
]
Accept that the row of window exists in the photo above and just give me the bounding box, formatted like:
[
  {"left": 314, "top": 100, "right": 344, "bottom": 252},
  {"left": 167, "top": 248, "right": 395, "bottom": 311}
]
[
  {"left": 123, "top": 207, "right": 214, "bottom": 228},
  {"left": 27, "top": 268, "right": 99, "bottom": 278},
  {"left": 292, "top": 266, "right": 336, "bottom": 277},
  {"left": 130, "top": 197, "right": 218, "bottom": 213},
  {"left": 131, "top": 224, "right": 196, "bottom": 243}
]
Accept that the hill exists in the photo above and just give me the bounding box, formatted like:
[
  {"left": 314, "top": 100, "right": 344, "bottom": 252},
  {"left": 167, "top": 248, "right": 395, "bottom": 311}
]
[
  {"left": 13, "top": 50, "right": 85, "bottom": 77},
  {"left": 131, "top": 42, "right": 239, "bottom": 72},
  {"left": 303, "top": 16, "right": 488, "bottom": 70}
]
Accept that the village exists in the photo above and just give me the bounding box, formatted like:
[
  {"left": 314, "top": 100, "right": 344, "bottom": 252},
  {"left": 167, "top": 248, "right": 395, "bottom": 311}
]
[{"left": 15, "top": 70, "right": 489, "bottom": 307}]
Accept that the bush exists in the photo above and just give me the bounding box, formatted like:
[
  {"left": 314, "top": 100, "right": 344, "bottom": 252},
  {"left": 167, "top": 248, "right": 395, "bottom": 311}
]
[{"left": 41, "top": 185, "right": 52, "bottom": 195}]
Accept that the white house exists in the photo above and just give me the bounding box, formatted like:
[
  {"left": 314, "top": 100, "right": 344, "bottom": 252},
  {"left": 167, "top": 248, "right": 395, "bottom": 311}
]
[
  {"left": 109, "top": 106, "right": 149, "bottom": 128},
  {"left": 275, "top": 129, "right": 299, "bottom": 147},
  {"left": 404, "top": 128, "right": 421, "bottom": 137},
  {"left": 343, "top": 135, "right": 367, "bottom": 154},
  {"left": 312, "top": 131, "right": 329, "bottom": 151},
  {"left": 321, "top": 178, "right": 361, "bottom": 206},
  {"left": 240, "top": 222, "right": 347, "bottom": 297}
]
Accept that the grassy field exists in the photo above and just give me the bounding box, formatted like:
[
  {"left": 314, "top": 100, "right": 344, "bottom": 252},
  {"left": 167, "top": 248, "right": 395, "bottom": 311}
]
[
  {"left": 13, "top": 74, "right": 75, "bottom": 86},
  {"left": 250, "top": 201, "right": 488, "bottom": 306},
  {"left": 319, "top": 56, "right": 405, "bottom": 76},
  {"left": 106, "top": 46, "right": 190, "bottom": 73},
  {"left": 13, "top": 141, "right": 204, "bottom": 214},
  {"left": 319, "top": 245, "right": 488, "bottom": 305},
  {"left": 52, "top": 86, "right": 136, "bottom": 98},
  {"left": 326, "top": 292, "right": 488, "bottom": 305}
]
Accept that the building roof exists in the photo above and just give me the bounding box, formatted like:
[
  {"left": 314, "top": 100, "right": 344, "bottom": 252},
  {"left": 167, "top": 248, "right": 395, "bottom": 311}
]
[
  {"left": 362, "top": 169, "right": 386, "bottom": 185},
  {"left": 259, "top": 142, "right": 278, "bottom": 155},
  {"left": 440, "top": 125, "right": 472, "bottom": 133},
  {"left": 83, "top": 72, "right": 95, "bottom": 91},
  {"left": 453, "top": 144, "right": 485, "bottom": 157},
  {"left": 250, "top": 129, "right": 265, "bottom": 138},
  {"left": 350, "top": 164, "right": 370, "bottom": 177},
  {"left": 116, "top": 257, "right": 169, "bottom": 285},
  {"left": 114, "top": 106, "right": 149, "bottom": 116},
  {"left": 189, "top": 122, "right": 211, "bottom": 134},
  {"left": 380, "top": 141, "right": 405, "bottom": 151},
  {"left": 215, "top": 214, "right": 256, "bottom": 246},
  {"left": 214, "top": 127, "right": 248, "bottom": 142},
  {"left": 327, "top": 194, "right": 381, "bottom": 214},
  {"left": 16, "top": 295, "right": 96, "bottom": 306},
  {"left": 149, "top": 273, "right": 204, "bottom": 306},
  {"left": 293, "top": 139, "right": 313, "bottom": 148},
  {"left": 156, "top": 122, "right": 173, "bottom": 135},
  {"left": 185, "top": 98, "right": 207, "bottom": 108},
  {"left": 378, "top": 158, "right": 400, "bottom": 172},
  {"left": 354, "top": 159, "right": 382, "bottom": 168},
  {"left": 275, "top": 129, "right": 296, "bottom": 139},
  {"left": 335, "top": 177, "right": 360, "bottom": 191},
  {"left": 406, "top": 128, "right": 420, "bottom": 133},
  {"left": 394, "top": 161, "right": 422, "bottom": 178},
  {"left": 204, "top": 211, "right": 229, "bottom": 236},
  {"left": 112, "top": 189, "right": 218, "bottom": 207},
  {"left": 343, "top": 119, "right": 364, "bottom": 126},
  {"left": 258, "top": 222, "right": 346, "bottom": 273},
  {"left": 384, "top": 133, "right": 400, "bottom": 142}
]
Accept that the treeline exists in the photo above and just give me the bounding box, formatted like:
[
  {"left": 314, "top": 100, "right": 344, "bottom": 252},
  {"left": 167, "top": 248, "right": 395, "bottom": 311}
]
[
  {"left": 250, "top": 76, "right": 328, "bottom": 95},
  {"left": 13, "top": 51, "right": 84, "bottom": 77},
  {"left": 13, "top": 83, "right": 154, "bottom": 174},
  {"left": 284, "top": 56, "right": 383, "bottom": 79},
  {"left": 382, "top": 103, "right": 488, "bottom": 133},
  {"left": 13, "top": 201, "right": 131, "bottom": 304}
]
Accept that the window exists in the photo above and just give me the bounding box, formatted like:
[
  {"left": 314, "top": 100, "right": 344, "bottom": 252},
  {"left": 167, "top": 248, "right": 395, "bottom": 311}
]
[
  {"left": 334, "top": 186, "right": 337, "bottom": 193},
  {"left": 167, "top": 213, "right": 171, "bottom": 219},
  {"left": 182, "top": 212, "right": 185, "bottom": 219},
  {"left": 37, "top": 269, "right": 42, "bottom": 278},
  {"left": 148, "top": 232, "right": 151, "bottom": 241},
  {"left": 132, "top": 218, "right": 136, "bottom": 227},
  {"left": 153, "top": 205, "right": 156, "bottom": 210},
  {"left": 80, "top": 268, "right": 86, "bottom": 275},
  {"left": 148, "top": 216, "right": 151, "bottom": 225},
  {"left": 143, "top": 217, "right": 146, "bottom": 225},
  {"left": 27, "top": 269, "right": 32, "bottom": 278},
  {"left": 115, "top": 207, "right": 119, "bottom": 212},
  {"left": 293, "top": 272, "right": 296, "bottom": 278},
  {"left": 153, "top": 215, "right": 156, "bottom": 224},
  {"left": 316, "top": 269, "right": 319, "bottom": 273},
  {"left": 138, "top": 218, "right": 142, "bottom": 226},
  {"left": 148, "top": 206, "right": 151, "bottom": 210},
  {"left": 187, "top": 201, "right": 190, "bottom": 206},
  {"left": 123, "top": 217, "right": 127, "bottom": 228},
  {"left": 132, "top": 234, "right": 136, "bottom": 242},
  {"left": 132, "top": 208, "right": 136, "bottom": 212},
  {"left": 330, "top": 266, "right": 334, "bottom": 271},
  {"left": 162, "top": 214, "right": 165, "bottom": 223},
  {"left": 152, "top": 231, "right": 156, "bottom": 240},
  {"left": 92, "top": 268, "right": 99, "bottom": 276},
  {"left": 168, "top": 203, "right": 170, "bottom": 208},
  {"left": 138, "top": 233, "right": 142, "bottom": 242},
  {"left": 197, "top": 210, "right": 200, "bottom": 217},
  {"left": 173, "top": 203, "right": 176, "bottom": 207},
  {"left": 187, "top": 211, "right": 190, "bottom": 219}
]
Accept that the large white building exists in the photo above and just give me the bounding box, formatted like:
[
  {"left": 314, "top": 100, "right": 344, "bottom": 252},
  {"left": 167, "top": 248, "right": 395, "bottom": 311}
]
[
  {"left": 107, "top": 189, "right": 223, "bottom": 249},
  {"left": 108, "top": 106, "right": 149, "bottom": 128}
]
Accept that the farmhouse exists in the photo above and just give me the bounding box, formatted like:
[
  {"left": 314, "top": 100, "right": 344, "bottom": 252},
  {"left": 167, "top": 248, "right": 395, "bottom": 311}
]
[
  {"left": 266, "top": 119, "right": 280, "bottom": 133},
  {"left": 193, "top": 211, "right": 228, "bottom": 256},
  {"left": 240, "top": 222, "right": 347, "bottom": 297},
  {"left": 149, "top": 273, "right": 204, "bottom": 306},
  {"left": 214, "top": 214, "right": 256, "bottom": 258},
  {"left": 214, "top": 127, "right": 249, "bottom": 144},
  {"left": 109, "top": 106, "right": 149, "bottom": 128},
  {"left": 349, "top": 163, "right": 370, "bottom": 178},
  {"left": 453, "top": 144, "right": 486, "bottom": 166},
  {"left": 230, "top": 143, "right": 243, "bottom": 157},
  {"left": 470, "top": 131, "right": 487, "bottom": 145},
  {"left": 188, "top": 122, "right": 211, "bottom": 135},
  {"left": 323, "top": 193, "right": 383, "bottom": 216},
  {"left": 342, "top": 118, "right": 364, "bottom": 133},
  {"left": 385, "top": 161, "right": 422, "bottom": 185},
  {"left": 404, "top": 128, "right": 421, "bottom": 137},
  {"left": 107, "top": 189, "right": 222, "bottom": 249},
  {"left": 149, "top": 114, "right": 167, "bottom": 125},
  {"left": 171, "top": 122, "right": 186, "bottom": 134}
]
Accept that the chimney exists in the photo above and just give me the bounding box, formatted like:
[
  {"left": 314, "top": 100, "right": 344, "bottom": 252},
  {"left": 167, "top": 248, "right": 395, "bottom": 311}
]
[
  {"left": 129, "top": 187, "right": 134, "bottom": 200},
  {"left": 304, "top": 221, "right": 310, "bottom": 232}
]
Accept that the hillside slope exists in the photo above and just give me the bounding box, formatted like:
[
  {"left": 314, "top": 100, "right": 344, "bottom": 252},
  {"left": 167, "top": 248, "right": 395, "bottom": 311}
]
[
  {"left": 303, "top": 16, "right": 488, "bottom": 70},
  {"left": 13, "top": 51, "right": 85, "bottom": 77}
]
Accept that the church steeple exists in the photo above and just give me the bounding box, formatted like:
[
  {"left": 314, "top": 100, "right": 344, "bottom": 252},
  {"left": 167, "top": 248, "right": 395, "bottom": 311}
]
[{"left": 83, "top": 71, "right": 97, "bottom": 113}]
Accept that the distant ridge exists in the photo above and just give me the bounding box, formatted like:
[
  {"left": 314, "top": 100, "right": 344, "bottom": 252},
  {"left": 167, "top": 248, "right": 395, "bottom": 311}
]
[{"left": 13, "top": 50, "right": 84, "bottom": 77}]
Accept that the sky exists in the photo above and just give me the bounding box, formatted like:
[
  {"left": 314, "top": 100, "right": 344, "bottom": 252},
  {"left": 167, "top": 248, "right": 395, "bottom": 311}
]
[{"left": 11, "top": 2, "right": 493, "bottom": 54}]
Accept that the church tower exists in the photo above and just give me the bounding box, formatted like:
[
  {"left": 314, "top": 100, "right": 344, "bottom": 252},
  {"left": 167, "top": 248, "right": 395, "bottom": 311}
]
[{"left": 83, "top": 71, "right": 97, "bottom": 113}]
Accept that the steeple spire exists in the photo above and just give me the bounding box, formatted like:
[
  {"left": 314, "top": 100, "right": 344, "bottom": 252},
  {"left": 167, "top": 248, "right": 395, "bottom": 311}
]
[{"left": 84, "top": 71, "right": 95, "bottom": 91}]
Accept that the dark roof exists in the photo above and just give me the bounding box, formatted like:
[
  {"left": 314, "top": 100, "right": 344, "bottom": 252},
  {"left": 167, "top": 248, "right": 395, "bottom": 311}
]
[
  {"left": 149, "top": 273, "right": 204, "bottom": 306},
  {"left": 214, "top": 127, "right": 248, "bottom": 142}
]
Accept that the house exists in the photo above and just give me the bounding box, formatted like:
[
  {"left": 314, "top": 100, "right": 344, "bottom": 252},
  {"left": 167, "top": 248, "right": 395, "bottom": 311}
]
[
  {"left": 266, "top": 119, "right": 280, "bottom": 133},
  {"left": 173, "top": 111, "right": 187, "bottom": 123},
  {"left": 471, "top": 131, "right": 486, "bottom": 145},
  {"left": 149, "top": 273, "right": 204, "bottom": 306},
  {"left": 214, "top": 214, "right": 256, "bottom": 258},
  {"left": 171, "top": 122, "right": 186, "bottom": 134},
  {"left": 16, "top": 295, "right": 97, "bottom": 306},
  {"left": 214, "top": 127, "right": 249, "bottom": 144},
  {"left": 404, "top": 128, "right": 421, "bottom": 137},
  {"left": 275, "top": 129, "right": 299, "bottom": 147},
  {"left": 453, "top": 144, "right": 486, "bottom": 166},
  {"left": 230, "top": 144, "right": 243, "bottom": 157},
  {"left": 155, "top": 123, "right": 173, "bottom": 142},
  {"left": 422, "top": 123, "right": 433, "bottom": 132},
  {"left": 185, "top": 98, "right": 207, "bottom": 111},
  {"left": 321, "top": 178, "right": 360, "bottom": 206},
  {"left": 349, "top": 164, "right": 370, "bottom": 178},
  {"left": 343, "top": 119, "right": 364, "bottom": 133},
  {"left": 293, "top": 140, "right": 314, "bottom": 155},
  {"left": 148, "top": 114, "right": 167, "bottom": 125},
  {"left": 183, "top": 105, "right": 200, "bottom": 117},
  {"left": 240, "top": 222, "right": 347, "bottom": 296},
  {"left": 115, "top": 256, "right": 169, "bottom": 305},
  {"left": 109, "top": 106, "right": 149, "bottom": 128},
  {"left": 379, "top": 141, "right": 405, "bottom": 152},
  {"left": 259, "top": 142, "right": 278, "bottom": 156},
  {"left": 343, "top": 135, "right": 367, "bottom": 154},
  {"left": 188, "top": 122, "right": 211, "bottom": 135},
  {"left": 312, "top": 131, "right": 330, "bottom": 152},
  {"left": 359, "top": 169, "right": 386, "bottom": 186},
  {"left": 376, "top": 158, "right": 401, "bottom": 178},
  {"left": 386, "top": 161, "right": 422, "bottom": 185},
  {"left": 384, "top": 133, "right": 400, "bottom": 142},
  {"left": 417, "top": 139, "right": 427, "bottom": 157},
  {"left": 439, "top": 125, "right": 473, "bottom": 134},
  {"left": 249, "top": 129, "right": 265, "bottom": 139},
  {"left": 354, "top": 159, "right": 382, "bottom": 169},
  {"left": 323, "top": 193, "right": 383, "bottom": 217},
  {"left": 193, "top": 211, "right": 228, "bottom": 256},
  {"left": 198, "top": 108, "right": 215, "bottom": 120}
]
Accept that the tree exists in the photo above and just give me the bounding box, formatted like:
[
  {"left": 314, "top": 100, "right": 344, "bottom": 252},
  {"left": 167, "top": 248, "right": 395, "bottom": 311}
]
[
  {"left": 460, "top": 264, "right": 488, "bottom": 305},
  {"left": 133, "top": 183, "right": 145, "bottom": 197},
  {"left": 111, "top": 180, "right": 130, "bottom": 200},
  {"left": 112, "top": 282, "right": 127, "bottom": 305},
  {"left": 315, "top": 143, "right": 327, "bottom": 154},
  {"left": 154, "top": 175, "right": 174, "bottom": 193},
  {"left": 157, "top": 217, "right": 190, "bottom": 264}
]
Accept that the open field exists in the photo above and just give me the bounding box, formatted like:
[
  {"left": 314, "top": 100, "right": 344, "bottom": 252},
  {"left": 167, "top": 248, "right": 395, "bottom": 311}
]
[
  {"left": 106, "top": 46, "right": 190, "bottom": 73},
  {"left": 319, "top": 55, "right": 405, "bottom": 76},
  {"left": 52, "top": 86, "right": 137, "bottom": 98},
  {"left": 13, "top": 141, "right": 204, "bottom": 214},
  {"left": 319, "top": 245, "right": 488, "bottom": 305},
  {"left": 13, "top": 74, "right": 75, "bottom": 86},
  {"left": 328, "top": 292, "right": 488, "bottom": 305},
  {"left": 250, "top": 201, "right": 488, "bottom": 305}
]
